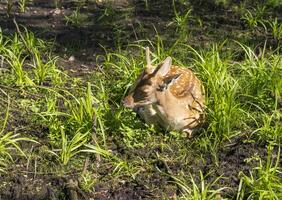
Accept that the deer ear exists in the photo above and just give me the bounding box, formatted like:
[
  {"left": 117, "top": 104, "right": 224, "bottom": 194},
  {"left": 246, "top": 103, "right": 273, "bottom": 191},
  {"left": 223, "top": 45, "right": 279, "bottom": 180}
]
[
  {"left": 158, "top": 74, "right": 181, "bottom": 91},
  {"left": 155, "top": 57, "right": 172, "bottom": 77}
]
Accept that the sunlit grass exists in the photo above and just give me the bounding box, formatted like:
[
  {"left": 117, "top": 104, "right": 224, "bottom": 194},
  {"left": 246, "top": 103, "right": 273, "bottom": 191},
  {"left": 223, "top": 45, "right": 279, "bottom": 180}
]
[
  {"left": 170, "top": 171, "right": 228, "bottom": 200},
  {"left": 0, "top": 89, "right": 37, "bottom": 173},
  {"left": 237, "top": 146, "right": 282, "bottom": 199},
  {"left": 0, "top": 12, "right": 281, "bottom": 198}
]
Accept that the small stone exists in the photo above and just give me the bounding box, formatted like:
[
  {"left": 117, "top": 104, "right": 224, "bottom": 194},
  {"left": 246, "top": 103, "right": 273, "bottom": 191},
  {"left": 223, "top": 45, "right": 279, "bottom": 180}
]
[
  {"left": 52, "top": 8, "right": 61, "bottom": 15},
  {"left": 68, "top": 56, "right": 75, "bottom": 62}
]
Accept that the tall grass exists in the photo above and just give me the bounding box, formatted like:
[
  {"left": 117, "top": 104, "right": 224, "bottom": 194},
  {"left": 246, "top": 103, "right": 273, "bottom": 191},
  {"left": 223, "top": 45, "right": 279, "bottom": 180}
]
[
  {"left": 187, "top": 44, "right": 242, "bottom": 142},
  {"left": 236, "top": 42, "right": 282, "bottom": 110}
]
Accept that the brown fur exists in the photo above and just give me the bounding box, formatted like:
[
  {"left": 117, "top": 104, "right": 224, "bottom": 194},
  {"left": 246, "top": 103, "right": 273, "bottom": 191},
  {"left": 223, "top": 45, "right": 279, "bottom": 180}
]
[{"left": 123, "top": 47, "right": 205, "bottom": 135}]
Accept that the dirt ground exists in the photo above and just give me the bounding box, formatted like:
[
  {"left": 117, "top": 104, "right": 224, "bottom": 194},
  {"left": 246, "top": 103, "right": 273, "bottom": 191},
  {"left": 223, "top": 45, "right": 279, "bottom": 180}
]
[
  {"left": 0, "top": 0, "right": 281, "bottom": 199},
  {"left": 0, "top": 135, "right": 280, "bottom": 199}
]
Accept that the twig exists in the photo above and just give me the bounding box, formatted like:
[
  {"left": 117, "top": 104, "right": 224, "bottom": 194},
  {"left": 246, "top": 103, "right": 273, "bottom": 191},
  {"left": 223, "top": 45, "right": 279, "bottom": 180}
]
[
  {"left": 82, "top": 157, "right": 89, "bottom": 175},
  {"left": 13, "top": 18, "right": 35, "bottom": 58}
]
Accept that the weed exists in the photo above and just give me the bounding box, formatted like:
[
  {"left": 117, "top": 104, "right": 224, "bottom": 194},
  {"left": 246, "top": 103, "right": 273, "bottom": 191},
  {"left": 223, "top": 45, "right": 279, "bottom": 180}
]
[
  {"left": 5, "top": 0, "right": 13, "bottom": 16},
  {"left": 22, "top": 28, "right": 46, "bottom": 53},
  {"left": 172, "top": 0, "right": 193, "bottom": 40},
  {"left": 31, "top": 50, "right": 59, "bottom": 85},
  {"left": 59, "top": 127, "right": 89, "bottom": 165},
  {"left": 144, "top": 0, "right": 149, "bottom": 10},
  {"left": 267, "top": 18, "right": 282, "bottom": 40},
  {"left": 241, "top": 6, "right": 266, "bottom": 30},
  {"left": 237, "top": 146, "right": 282, "bottom": 199},
  {"left": 0, "top": 28, "right": 61, "bottom": 86},
  {"left": 65, "top": 7, "right": 88, "bottom": 27},
  {"left": 4, "top": 48, "right": 34, "bottom": 86},
  {"left": 80, "top": 172, "right": 96, "bottom": 192},
  {"left": 187, "top": 44, "right": 241, "bottom": 141},
  {"left": 19, "top": 0, "right": 28, "bottom": 13},
  {"left": 236, "top": 42, "right": 282, "bottom": 111},
  {"left": 0, "top": 90, "right": 37, "bottom": 173},
  {"left": 171, "top": 171, "right": 228, "bottom": 199},
  {"left": 65, "top": 83, "right": 97, "bottom": 133},
  {"left": 251, "top": 111, "right": 282, "bottom": 143},
  {"left": 81, "top": 144, "right": 116, "bottom": 160},
  {"left": 266, "top": 0, "right": 281, "bottom": 7}
]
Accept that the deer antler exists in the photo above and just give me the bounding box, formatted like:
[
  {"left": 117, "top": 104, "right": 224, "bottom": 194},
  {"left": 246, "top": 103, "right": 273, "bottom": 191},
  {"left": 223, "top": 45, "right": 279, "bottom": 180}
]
[
  {"left": 145, "top": 47, "right": 151, "bottom": 65},
  {"left": 145, "top": 47, "right": 154, "bottom": 73}
]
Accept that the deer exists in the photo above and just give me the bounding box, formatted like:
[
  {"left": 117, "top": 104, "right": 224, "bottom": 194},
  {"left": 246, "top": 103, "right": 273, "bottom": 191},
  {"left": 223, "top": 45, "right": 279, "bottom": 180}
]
[{"left": 123, "top": 47, "right": 205, "bottom": 137}]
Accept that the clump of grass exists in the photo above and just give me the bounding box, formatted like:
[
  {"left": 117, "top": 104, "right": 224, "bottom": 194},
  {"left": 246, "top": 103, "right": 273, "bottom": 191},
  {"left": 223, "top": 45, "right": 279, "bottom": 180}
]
[
  {"left": 236, "top": 42, "right": 282, "bottom": 110},
  {"left": 237, "top": 146, "right": 282, "bottom": 199},
  {"left": 36, "top": 83, "right": 97, "bottom": 146},
  {"left": 188, "top": 44, "right": 242, "bottom": 142},
  {"left": 31, "top": 50, "right": 60, "bottom": 85},
  {"left": 64, "top": 7, "right": 88, "bottom": 27},
  {"left": 5, "top": 0, "right": 14, "bottom": 16},
  {"left": 171, "top": 171, "right": 228, "bottom": 199},
  {"left": 81, "top": 143, "right": 141, "bottom": 178},
  {"left": 65, "top": 83, "right": 97, "bottom": 134},
  {"left": 266, "top": 0, "right": 281, "bottom": 7},
  {"left": 0, "top": 27, "right": 63, "bottom": 86},
  {"left": 58, "top": 127, "right": 89, "bottom": 166},
  {"left": 80, "top": 172, "right": 96, "bottom": 192},
  {"left": 251, "top": 111, "right": 282, "bottom": 143},
  {"left": 19, "top": 0, "right": 29, "bottom": 13},
  {"left": 241, "top": 6, "right": 266, "bottom": 30},
  {"left": 0, "top": 90, "right": 37, "bottom": 173},
  {"left": 172, "top": 0, "right": 193, "bottom": 41},
  {"left": 266, "top": 18, "right": 282, "bottom": 40},
  {"left": 4, "top": 48, "right": 34, "bottom": 85}
]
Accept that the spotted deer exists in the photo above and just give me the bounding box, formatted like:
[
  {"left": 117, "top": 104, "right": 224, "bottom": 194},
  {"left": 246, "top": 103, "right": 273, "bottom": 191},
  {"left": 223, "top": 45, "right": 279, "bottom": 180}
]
[{"left": 123, "top": 47, "right": 205, "bottom": 136}]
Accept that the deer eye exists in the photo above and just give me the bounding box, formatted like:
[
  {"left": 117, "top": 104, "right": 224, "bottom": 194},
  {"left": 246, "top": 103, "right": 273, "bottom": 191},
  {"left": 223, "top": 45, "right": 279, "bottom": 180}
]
[
  {"left": 157, "top": 83, "right": 168, "bottom": 91},
  {"left": 133, "top": 88, "right": 148, "bottom": 101}
]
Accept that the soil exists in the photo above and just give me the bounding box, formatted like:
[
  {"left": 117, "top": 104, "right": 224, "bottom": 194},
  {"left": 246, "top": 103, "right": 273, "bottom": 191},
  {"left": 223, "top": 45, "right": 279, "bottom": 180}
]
[
  {"left": 0, "top": 0, "right": 281, "bottom": 199},
  {"left": 0, "top": 136, "right": 279, "bottom": 199}
]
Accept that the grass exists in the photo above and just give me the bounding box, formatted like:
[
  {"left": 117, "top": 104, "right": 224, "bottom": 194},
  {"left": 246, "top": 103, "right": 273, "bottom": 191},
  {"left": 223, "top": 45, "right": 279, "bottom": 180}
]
[
  {"left": 168, "top": 170, "right": 228, "bottom": 199},
  {"left": 237, "top": 146, "right": 282, "bottom": 199},
  {"left": 0, "top": 0, "right": 281, "bottom": 199},
  {"left": 0, "top": 89, "right": 36, "bottom": 173},
  {"left": 1, "top": 29, "right": 281, "bottom": 198},
  {"left": 267, "top": 17, "right": 282, "bottom": 40}
]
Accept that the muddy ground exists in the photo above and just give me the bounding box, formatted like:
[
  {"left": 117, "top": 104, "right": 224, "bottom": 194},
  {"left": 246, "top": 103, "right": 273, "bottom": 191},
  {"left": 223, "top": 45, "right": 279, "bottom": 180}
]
[
  {"left": 0, "top": 135, "right": 280, "bottom": 199},
  {"left": 0, "top": 0, "right": 281, "bottom": 199}
]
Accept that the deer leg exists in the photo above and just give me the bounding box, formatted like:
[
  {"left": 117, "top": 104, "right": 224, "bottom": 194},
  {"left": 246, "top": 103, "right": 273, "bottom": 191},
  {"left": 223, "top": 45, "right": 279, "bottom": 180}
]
[{"left": 183, "top": 128, "right": 193, "bottom": 138}]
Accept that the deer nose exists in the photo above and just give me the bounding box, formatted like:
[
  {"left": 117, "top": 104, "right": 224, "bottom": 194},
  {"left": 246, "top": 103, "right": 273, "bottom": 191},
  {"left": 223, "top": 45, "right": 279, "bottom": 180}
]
[{"left": 123, "top": 95, "right": 134, "bottom": 108}]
